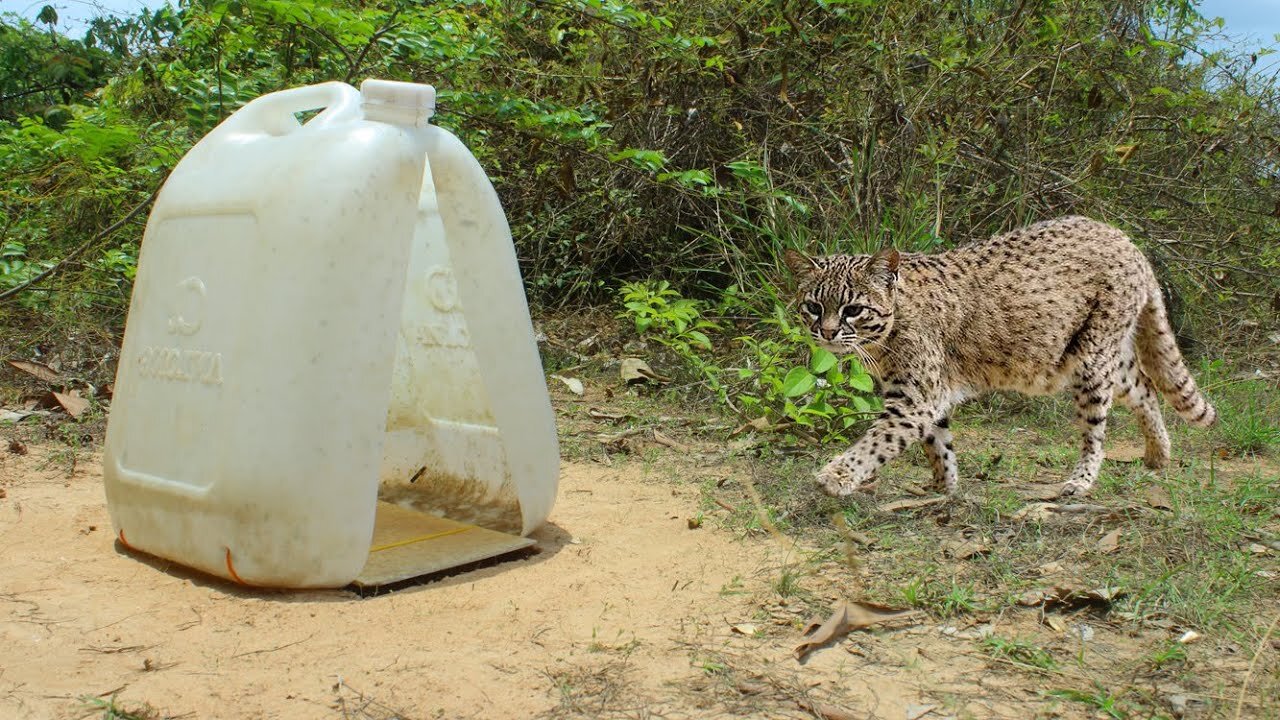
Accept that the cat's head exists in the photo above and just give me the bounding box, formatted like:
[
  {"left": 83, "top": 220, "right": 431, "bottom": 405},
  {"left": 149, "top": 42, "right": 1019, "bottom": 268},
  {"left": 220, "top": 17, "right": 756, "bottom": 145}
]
[{"left": 783, "top": 248, "right": 900, "bottom": 355}]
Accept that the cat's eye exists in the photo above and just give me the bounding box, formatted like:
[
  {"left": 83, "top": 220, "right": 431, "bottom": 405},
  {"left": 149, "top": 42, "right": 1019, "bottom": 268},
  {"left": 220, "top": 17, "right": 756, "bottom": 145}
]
[
  {"left": 840, "top": 304, "right": 865, "bottom": 321},
  {"left": 801, "top": 301, "right": 822, "bottom": 317}
]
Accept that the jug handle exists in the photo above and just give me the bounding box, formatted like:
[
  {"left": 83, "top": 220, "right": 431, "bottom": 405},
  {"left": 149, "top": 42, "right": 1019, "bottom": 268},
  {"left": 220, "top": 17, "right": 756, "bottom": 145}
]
[{"left": 218, "top": 81, "right": 362, "bottom": 137}]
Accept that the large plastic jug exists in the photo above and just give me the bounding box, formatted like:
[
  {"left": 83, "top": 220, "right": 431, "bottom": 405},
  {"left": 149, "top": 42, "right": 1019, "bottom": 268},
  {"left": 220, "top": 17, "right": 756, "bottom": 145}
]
[{"left": 102, "top": 80, "right": 559, "bottom": 589}]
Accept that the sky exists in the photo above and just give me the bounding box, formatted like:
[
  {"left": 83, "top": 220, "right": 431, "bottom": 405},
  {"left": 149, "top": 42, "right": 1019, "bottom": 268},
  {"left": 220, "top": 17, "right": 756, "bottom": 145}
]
[{"left": 3, "top": 0, "right": 1278, "bottom": 53}]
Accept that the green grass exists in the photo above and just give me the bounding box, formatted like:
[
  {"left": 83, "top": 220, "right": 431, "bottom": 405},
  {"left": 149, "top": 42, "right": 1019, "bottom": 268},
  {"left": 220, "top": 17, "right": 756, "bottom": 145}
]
[
  {"left": 1047, "top": 686, "right": 1130, "bottom": 719},
  {"left": 981, "top": 635, "right": 1058, "bottom": 670},
  {"left": 79, "top": 696, "right": 161, "bottom": 720}
]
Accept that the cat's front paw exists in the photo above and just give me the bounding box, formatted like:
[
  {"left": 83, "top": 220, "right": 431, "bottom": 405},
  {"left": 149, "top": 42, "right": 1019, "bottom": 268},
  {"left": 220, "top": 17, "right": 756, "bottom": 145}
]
[{"left": 816, "top": 459, "right": 870, "bottom": 496}]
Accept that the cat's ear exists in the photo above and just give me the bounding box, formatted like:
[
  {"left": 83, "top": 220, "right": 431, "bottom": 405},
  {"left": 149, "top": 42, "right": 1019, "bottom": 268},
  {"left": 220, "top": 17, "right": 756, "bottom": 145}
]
[
  {"left": 869, "top": 248, "right": 901, "bottom": 284},
  {"left": 784, "top": 249, "right": 821, "bottom": 284}
]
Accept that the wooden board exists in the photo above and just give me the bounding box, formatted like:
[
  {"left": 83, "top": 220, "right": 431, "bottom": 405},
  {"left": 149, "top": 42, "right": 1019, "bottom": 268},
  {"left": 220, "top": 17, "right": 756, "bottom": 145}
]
[{"left": 352, "top": 501, "right": 535, "bottom": 588}]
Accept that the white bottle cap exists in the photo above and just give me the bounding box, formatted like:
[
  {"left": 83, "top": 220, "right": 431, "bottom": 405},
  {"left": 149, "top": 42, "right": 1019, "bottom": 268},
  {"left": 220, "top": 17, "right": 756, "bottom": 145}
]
[{"left": 360, "top": 79, "right": 436, "bottom": 127}]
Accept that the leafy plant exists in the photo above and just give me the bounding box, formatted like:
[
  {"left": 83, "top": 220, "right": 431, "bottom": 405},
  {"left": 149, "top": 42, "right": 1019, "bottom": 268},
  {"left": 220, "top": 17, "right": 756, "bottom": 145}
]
[
  {"left": 618, "top": 280, "right": 717, "bottom": 353},
  {"left": 982, "top": 635, "right": 1058, "bottom": 670}
]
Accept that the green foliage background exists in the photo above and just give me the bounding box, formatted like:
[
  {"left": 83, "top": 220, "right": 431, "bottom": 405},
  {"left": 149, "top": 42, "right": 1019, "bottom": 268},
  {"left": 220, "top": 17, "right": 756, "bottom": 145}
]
[{"left": 1, "top": 0, "right": 1278, "bottom": 361}]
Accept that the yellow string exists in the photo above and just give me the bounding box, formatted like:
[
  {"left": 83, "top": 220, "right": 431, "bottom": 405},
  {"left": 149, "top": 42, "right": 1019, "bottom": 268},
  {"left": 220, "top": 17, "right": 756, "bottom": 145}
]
[{"left": 369, "top": 526, "right": 472, "bottom": 553}]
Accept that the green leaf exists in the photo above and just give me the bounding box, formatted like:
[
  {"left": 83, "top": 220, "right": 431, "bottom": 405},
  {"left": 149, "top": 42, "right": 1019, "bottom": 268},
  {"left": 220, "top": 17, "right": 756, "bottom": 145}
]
[
  {"left": 781, "top": 367, "right": 817, "bottom": 398},
  {"left": 686, "top": 330, "right": 712, "bottom": 349},
  {"left": 852, "top": 396, "right": 872, "bottom": 413},
  {"left": 848, "top": 372, "right": 875, "bottom": 393},
  {"left": 810, "top": 348, "right": 837, "bottom": 374}
]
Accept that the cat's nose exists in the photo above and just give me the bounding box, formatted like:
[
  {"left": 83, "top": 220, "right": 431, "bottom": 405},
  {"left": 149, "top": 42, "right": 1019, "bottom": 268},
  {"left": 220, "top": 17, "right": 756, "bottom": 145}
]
[{"left": 818, "top": 327, "right": 838, "bottom": 340}]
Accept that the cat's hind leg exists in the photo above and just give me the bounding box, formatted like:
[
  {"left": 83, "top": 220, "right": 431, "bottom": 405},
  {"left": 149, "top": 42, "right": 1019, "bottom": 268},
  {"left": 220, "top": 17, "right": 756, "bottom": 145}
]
[
  {"left": 1114, "top": 362, "right": 1171, "bottom": 470},
  {"left": 923, "top": 416, "right": 958, "bottom": 494}
]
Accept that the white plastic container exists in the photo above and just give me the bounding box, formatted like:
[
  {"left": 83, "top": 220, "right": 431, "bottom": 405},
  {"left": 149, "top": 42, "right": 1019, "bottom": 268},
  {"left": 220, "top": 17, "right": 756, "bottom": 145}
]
[{"left": 102, "top": 80, "right": 559, "bottom": 588}]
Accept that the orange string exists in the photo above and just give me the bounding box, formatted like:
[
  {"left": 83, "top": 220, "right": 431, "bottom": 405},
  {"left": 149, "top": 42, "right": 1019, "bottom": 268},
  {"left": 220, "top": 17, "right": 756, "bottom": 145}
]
[{"left": 224, "top": 547, "right": 248, "bottom": 585}]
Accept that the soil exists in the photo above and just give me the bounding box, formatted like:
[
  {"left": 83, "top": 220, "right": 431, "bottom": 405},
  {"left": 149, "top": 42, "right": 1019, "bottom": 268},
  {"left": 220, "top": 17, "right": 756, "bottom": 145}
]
[{"left": 0, "top": 444, "right": 1271, "bottom": 719}]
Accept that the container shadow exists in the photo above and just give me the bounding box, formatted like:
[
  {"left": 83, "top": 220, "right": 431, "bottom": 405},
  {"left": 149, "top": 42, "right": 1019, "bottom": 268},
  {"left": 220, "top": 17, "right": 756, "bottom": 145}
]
[{"left": 111, "top": 519, "right": 573, "bottom": 602}]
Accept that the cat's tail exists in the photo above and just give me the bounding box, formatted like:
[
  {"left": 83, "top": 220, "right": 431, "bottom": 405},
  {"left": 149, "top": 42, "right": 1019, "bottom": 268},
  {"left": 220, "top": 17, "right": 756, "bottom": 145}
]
[{"left": 1135, "top": 289, "right": 1217, "bottom": 427}]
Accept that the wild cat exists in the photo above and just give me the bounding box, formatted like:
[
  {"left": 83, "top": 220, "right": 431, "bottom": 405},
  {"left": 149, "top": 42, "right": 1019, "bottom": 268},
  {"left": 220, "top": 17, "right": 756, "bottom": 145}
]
[{"left": 784, "top": 216, "right": 1217, "bottom": 498}]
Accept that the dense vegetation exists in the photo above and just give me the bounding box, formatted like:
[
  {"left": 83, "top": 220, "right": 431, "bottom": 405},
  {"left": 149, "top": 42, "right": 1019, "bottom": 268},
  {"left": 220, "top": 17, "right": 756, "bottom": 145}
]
[{"left": 1, "top": 1, "right": 1277, "bottom": 411}]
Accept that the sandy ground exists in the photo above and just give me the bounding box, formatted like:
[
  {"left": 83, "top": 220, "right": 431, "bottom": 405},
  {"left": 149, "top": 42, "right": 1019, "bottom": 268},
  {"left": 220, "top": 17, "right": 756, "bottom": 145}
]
[
  {"left": 0, "top": 446, "right": 921, "bottom": 719},
  {"left": 2, "top": 444, "right": 1271, "bottom": 720}
]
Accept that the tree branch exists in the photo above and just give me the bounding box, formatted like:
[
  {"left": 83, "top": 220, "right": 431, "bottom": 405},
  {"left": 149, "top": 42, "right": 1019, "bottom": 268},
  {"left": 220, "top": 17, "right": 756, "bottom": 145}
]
[{"left": 0, "top": 179, "right": 166, "bottom": 304}]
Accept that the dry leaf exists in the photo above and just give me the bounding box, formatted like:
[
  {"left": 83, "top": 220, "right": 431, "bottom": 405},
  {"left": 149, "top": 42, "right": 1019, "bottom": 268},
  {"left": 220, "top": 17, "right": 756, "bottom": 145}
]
[
  {"left": 1044, "top": 615, "right": 1068, "bottom": 633},
  {"left": 1036, "top": 561, "right": 1064, "bottom": 576},
  {"left": 1114, "top": 143, "right": 1138, "bottom": 163},
  {"left": 550, "top": 375, "right": 584, "bottom": 395},
  {"left": 1018, "top": 584, "right": 1125, "bottom": 609},
  {"left": 943, "top": 539, "right": 990, "bottom": 560},
  {"left": 1012, "top": 502, "right": 1057, "bottom": 521},
  {"left": 587, "top": 408, "right": 628, "bottom": 422},
  {"left": 731, "top": 416, "right": 772, "bottom": 436},
  {"left": 1096, "top": 529, "right": 1122, "bottom": 554},
  {"left": 620, "top": 357, "right": 669, "bottom": 385},
  {"left": 1017, "top": 484, "right": 1063, "bottom": 501},
  {"left": 877, "top": 496, "right": 947, "bottom": 513},
  {"left": 6, "top": 360, "right": 61, "bottom": 383},
  {"left": 730, "top": 623, "right": 758, "bottom": 636},
  {"left": 1145, "top": 485, "right": 1173, "bottom": 510},
  {"left": 48, "top": 391, "right": 89, "bottom": 419},
  {"left": 651, "top": 429, "right": 689, "bottom": 451},
  {"left": 794, "top": 601, "right": 921, "bottom": 661},
  {"left": 906, "top": 704, "right": 937, "bottom": 720},
  {"left": 7, "top": 439, "right": 27, "bottom": 455},
  {"left": 1177, "top": 630, "right": 1201, "bottom": 644}
]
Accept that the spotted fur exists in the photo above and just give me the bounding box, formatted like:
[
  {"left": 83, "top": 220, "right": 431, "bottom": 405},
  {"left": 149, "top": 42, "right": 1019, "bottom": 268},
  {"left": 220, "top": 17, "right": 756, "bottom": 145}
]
[{"left": 784, "top": 216, "right": 1216, "bottom": 498}]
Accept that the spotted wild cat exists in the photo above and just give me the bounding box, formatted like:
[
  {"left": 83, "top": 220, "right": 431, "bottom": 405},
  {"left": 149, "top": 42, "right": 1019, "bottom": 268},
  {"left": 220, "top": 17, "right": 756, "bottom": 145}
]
[{"left": 784, "top": 216, "right": 1216, "bottom": 498}]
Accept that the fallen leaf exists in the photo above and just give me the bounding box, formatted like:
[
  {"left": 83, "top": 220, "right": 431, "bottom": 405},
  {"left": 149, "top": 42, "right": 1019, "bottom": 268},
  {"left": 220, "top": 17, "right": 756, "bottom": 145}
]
[
  {"left": 620, "top": 357, "right": 669, "bottom": 385},
  {"left": 1012, "top": 502, "right": 1058, "bottom": 521},
  {"left": 651, "top": 429, "right": 689, "bottom": 451},
  {"left": 1096, "top": 529, "right": 1122, "bottom": 554},
  {"left": 7, "top": 439, "right": 27, "bottom": 455},
  {"left": 1177, "top": 630, "right": 1201, "bottom": 645},
  {"left": 731, "top": 416, "right": 772, "bottom": 436},
  {"left": 6, "top": 360, "right": 61, "bottom": 383},
  {"left": 877, "top": 496, "right": 947, "bottom": 513},
  {"left": 1053, "top": 503, "right": 1113, "bottom": 515},
  {"left": 1044, "top": 615, "right": 1068, "bottom": 633},
  {"left": 587, "top": 408, "right": 629, "bottom": 422},
  {"left": 1145, "top": 485, "right": 1173, "bottom": 510},
  {"left": 550, "top": 375, "right": 584, "bottom": 395},
  {"left": 906, "top": 704, "right": 937, "bottom": 720},
  {"left": 1, "top": 409, "right": 31, "bottom": 423},
  {"left": 730, "top": 623, "right": 758, "bottom": 636},
  {"left": 1018, "top": 584, "right": 1125, "bottom": 609},
  {"left": 687, "top": 516, "right": 702, "bottom": 530},
  {"left": 1036, "top": 561, "right": 1064, "bottom": 576},
  {"left": 1017, "top": 484, "right": 1062, "bottom": 501},
  {"left": 47, "top": 391, "right": 89, "bottom": 419},
  {"left": 794, "top": 601, "right": 921, "bottom": 661},
  {"left": 943, "top": 539, "right": 990, "bottom": 560},
  {"left": 1247, "top": 543, "right": 1269, "bottom": 555}
]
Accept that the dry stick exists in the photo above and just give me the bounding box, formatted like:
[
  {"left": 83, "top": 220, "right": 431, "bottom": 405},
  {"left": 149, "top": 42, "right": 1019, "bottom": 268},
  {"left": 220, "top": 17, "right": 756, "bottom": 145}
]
[
  {"left": 0, "top": 182, "right": 163, "bottom": 304},
  {"left": 1234, "top": 611, "right": 1280, "bottom": 720}
]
